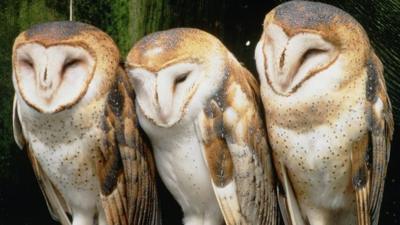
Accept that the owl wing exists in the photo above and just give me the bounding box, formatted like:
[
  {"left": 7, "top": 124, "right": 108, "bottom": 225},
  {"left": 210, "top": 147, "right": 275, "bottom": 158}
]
[
  {"left": 12, "top": 96, "right": 25, "bottom": 149},
  {"left": 197, "top": 57, "right": 278, "bottom": 225},
  {"left": 352, "top": 53, "right": 394, "bottom": 225},
  {"left": 275, "top": 162, "right": 305, "bottom": 225},
  {"left": 97, "top": 68, "right": 160, "bottom": 225},
  {"left": 13, "top": 96, "right": 72, "bottom": 225},
  {"left": 368, "top": 54, "right": 394, "bottom": 225}
]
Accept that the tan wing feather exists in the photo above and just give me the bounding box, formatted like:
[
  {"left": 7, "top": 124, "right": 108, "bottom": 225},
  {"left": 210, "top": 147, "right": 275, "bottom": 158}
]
[
  {"left": 351, "top": 135, "right": 370, "bottom": 225},
  {"left": 197, "top": 56, "right": 278, "bottom": 225},
  {"left": 97, "top": 68, "right": 161, "bottom": 225},
  {"left": 367, "top": 52, "right": 394, "bottom": 225},
  {"left": 351, "top": 52, "right": 394, "bottom": 225},
  {"left": 13, "top": 97, "right": 72, "bottom": 225},
  {"left": 13, "top": 95, "right": 25, "bottom": 149}
]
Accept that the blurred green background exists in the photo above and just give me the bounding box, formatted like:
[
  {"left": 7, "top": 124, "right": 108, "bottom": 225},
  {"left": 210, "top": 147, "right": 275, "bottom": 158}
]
[{"left": 0, "top": 0, "right": 399, "bottom": 224}]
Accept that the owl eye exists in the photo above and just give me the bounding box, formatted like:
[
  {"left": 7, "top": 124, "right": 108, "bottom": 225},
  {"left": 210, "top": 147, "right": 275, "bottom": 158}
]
[
  {"left": 299, "top": 48, "right": 328, "bottom": 65},
  {"left": 175, "top": 71, "right": 190, "bottom": 85},
  {"left": 18, "top": 59, "right": 35, "bottom": 77},
  {"left": 62, "top": 58, "right": 83, "bottom": 75},
  {"left": 64, "top": 58, "right": 81, "bottom": 69},
  {"left": 21, "top": 59, "right": 34, "bottom": 70}
]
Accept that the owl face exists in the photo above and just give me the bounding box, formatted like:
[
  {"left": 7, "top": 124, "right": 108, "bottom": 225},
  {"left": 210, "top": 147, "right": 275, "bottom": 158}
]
[
  {"left": 13, "top": 21, "right": 119, "bottom": 113},
  {"left": 126, "top": 28, "right": 226, "bottom": 127},
  {"left": 255, "top": 24, "right": 339, "bottom": 96},
  {"left": 14, "top": 43, "right": 95, "bottom": 113},
  {"left": 255, "top": 1, "right": 369, "bottom": 96}
]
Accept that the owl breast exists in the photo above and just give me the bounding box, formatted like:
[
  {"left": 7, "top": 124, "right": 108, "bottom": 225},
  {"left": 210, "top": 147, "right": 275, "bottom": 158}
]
[
  {"left": 264, "top": 74, "right": 369, "bottom": 210},
  {"left": 18, "top": 98, "right": 106, "bottom": 209},
  {"left": 137, "top": 109, "right": 221, "bottom": 215}
]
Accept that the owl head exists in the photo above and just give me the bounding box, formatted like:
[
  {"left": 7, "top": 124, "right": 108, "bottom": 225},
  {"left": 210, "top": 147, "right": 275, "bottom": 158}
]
[
  {"left": 12, "top": 21, "right": 119, "bottom": 113},
  {"left": 126, "top": 28, "right": 229, "bottom": 127},
  {"left": 255, "top": 1, "right": 372, "bottom": 96}
]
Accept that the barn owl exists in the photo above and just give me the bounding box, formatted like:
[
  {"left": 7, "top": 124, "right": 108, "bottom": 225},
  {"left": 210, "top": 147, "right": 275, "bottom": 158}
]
[
  {"left": 12, "top": 21, "right": 160, "bottom": 225},
  {"left": 125, "top": 28, "right": 278, "bottom": 225},
  {"left": 255, "top": 1, "right": 394, "bottom": 225}
]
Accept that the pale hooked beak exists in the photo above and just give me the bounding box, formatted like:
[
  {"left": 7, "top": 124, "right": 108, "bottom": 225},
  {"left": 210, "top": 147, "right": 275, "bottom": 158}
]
[
  {"left": 155, "top": 69, "right": 190, "bottom": 126},
  {"left": 156, "top": 74, "right": 174, "bottom": 123},
  {"left": 36, "top": 65, "right": 58, "bottom": 101},
  {"left": 38, "top": 68, "right": 52, "bottom": 88}
]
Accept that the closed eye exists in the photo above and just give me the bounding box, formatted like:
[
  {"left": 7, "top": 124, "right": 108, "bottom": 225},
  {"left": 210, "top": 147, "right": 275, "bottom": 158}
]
[
  {"left": 173, "top": 71, "right": 191, "bottom": 92},
  {"left": 64, "top": 58, "right": 81, "bottom": 69},
  {"left": 62, "top": 58, "right": 82, "bottom": 75},
  {"left": 175, "top": 72, "right": 190, "bottom": 84},
  {"left": 21, "top": 59, "right": 34, "bottom": 69},
  {"left": 299, "top": 48, "right": 328, "bottom": 66}
]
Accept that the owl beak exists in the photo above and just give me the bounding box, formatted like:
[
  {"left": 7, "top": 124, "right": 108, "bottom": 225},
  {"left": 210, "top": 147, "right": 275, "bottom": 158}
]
[
  {"left": 157, "top": 102, "right": 171, "bottom": 123},
  {"left": 156, "top": 76, "right": 174, "bottom": 124},
  {"left": 37, "top": 66, "right": 58, "bottom": 102},
  {"left": 38, "top": 68, "right": 53, "bottom": 89}
]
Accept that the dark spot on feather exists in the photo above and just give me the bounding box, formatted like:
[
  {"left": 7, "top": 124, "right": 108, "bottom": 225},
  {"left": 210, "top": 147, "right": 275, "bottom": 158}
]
[
  {"left": 366, "top": 58, "right": 379, "bottom": 102},
  {"left": 107, "top": 81, "right": 124, "bottom": 117},
  {"left": 352, "top": 166, "right": 367, "bottom": 189},
  {"left": 115, "top": 123, "right": 126, "bottom": 145},
  {"left": 365, "top": 132, "right": 373, "bottom": 169},
  {"left": 213, "top": 118, "right": 225, "bottom": 139},
  {"left": 102, "top": 133, "right": 113, "bottom": 150},
  {"left": 100, "top": 146, "right": 123, "bottom": 195},
  {"left": 206, "top": 66, "right": 229, "bottom": 114},
  {"left": 204, "top": 104, "right": 214, "bottom": 118}
]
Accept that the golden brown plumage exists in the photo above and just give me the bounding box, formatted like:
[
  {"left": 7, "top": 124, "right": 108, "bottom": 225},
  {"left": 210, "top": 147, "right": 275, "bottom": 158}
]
[
  {"left": 255, "top": 2, "right": 394, "bottom": 225},
  {"left": 12, "top": 21, "right": 160, "bottom": 225},
  {"left": 126, "top": 28, "right": 277, "bottom": 225},
  {"left": 126, "top": 28, "right": 216, "bottom": 73},
  {"left": 97, "top": 68, "right": 160, "bottom": 225},
  {"left": 197, "top": 55, "right": 278, "bottom": 225}
]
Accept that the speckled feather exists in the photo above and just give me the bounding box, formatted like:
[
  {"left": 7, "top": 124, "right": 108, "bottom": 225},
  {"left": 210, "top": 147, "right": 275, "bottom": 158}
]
[
  {"left": 97, "top": 68, "right": 160, "bottom": 225},
  {"left": 257, "top": 2, "right": 394, "bottom": 225},
  {"left": 198, "top": 55, "right": 278, "bottom": 225},
  {"left": 12, "top": 21, "right": 119, "bottom": 225},
  {"left": 365, "top": 52, "right": 394, "bottom": 225},
  {"left": 12, "top": 21, "right": 160, "bottom": 225},
  {"left": 13, "top": 95, "right": 72, "bottom": 225},
  {"left": 127, "top": 28, "right": 278, "bottom": 225}
]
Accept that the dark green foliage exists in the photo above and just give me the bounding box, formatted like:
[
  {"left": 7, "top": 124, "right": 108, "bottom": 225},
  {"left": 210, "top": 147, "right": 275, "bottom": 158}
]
[
  {"left": 72, "top": 0, "right": 133, "bottom": 56},
  {"left": 0, "top": 0, "right": 17, "bottom": 180},
  {"left": 130, "top": 0, "right": 170, "bottom": 51}
]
